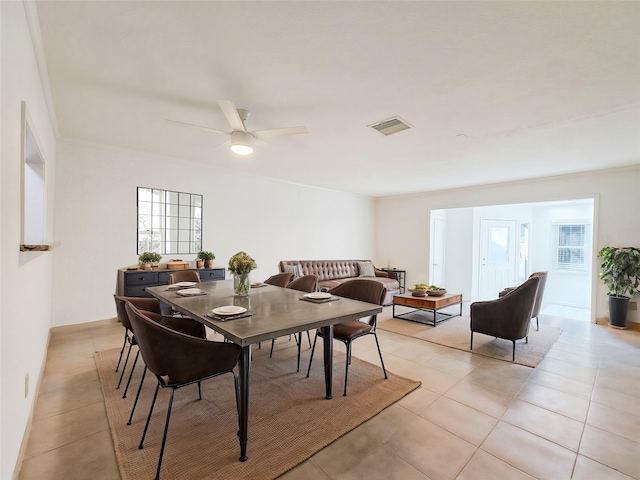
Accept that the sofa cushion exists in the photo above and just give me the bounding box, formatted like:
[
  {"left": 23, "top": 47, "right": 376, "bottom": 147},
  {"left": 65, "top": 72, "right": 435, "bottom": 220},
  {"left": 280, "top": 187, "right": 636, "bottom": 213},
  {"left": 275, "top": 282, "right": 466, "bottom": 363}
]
[{"left": 357, "top": 261, "right": 376, "bottom": 277}]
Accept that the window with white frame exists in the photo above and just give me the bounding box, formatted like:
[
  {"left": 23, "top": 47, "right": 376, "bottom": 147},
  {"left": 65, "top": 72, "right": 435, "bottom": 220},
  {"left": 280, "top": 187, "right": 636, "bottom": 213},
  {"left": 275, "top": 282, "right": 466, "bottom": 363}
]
[{"left": 553, "top": 222, "right": 589, "bottom": 271}]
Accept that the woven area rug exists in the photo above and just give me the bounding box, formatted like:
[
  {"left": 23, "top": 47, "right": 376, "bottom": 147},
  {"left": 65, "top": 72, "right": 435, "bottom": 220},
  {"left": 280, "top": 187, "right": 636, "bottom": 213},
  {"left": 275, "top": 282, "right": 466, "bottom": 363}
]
[
  {"left": 378, "top": 314, "right": 562, "bottom": 368},
  {"left": 95, "top": 341, "right": 419, "bottom": 480}
]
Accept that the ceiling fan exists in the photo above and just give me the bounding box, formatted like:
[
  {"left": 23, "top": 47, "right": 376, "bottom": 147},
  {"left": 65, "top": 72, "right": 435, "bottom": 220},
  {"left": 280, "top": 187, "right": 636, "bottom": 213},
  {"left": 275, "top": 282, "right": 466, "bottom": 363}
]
[{"left": 167, "top": 100, "right": 308, "bottom": 155}]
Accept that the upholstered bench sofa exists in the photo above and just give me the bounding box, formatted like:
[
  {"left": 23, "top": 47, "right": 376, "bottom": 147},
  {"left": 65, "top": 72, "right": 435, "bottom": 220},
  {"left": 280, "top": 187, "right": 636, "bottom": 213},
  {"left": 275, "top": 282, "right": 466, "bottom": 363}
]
[{"left": 278, "top": 260, "right": 400, "bottom": 306}]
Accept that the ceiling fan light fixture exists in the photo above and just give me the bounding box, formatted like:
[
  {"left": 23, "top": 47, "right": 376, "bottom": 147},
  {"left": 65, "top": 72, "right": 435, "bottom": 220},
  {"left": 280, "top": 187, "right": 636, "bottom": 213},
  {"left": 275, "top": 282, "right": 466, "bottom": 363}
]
[{"left": 230, "top": 131, "right": 253, "bottom": 155}]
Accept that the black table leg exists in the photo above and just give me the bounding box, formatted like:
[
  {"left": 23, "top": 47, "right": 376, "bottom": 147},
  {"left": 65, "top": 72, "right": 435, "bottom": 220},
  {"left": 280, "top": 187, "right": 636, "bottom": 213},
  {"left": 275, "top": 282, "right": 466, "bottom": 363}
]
[
  {"left": 238, "top": 345, "right": 251, "bottom": 462},
  {"left": 321, "top": 325, "right": 334, "bottom": 399}
]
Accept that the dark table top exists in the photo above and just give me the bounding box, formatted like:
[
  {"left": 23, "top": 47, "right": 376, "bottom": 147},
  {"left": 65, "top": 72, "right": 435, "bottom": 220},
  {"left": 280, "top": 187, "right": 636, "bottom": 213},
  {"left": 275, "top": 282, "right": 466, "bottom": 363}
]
[{"left": 146, "top": 280, "right": 382, "bottom": 347}]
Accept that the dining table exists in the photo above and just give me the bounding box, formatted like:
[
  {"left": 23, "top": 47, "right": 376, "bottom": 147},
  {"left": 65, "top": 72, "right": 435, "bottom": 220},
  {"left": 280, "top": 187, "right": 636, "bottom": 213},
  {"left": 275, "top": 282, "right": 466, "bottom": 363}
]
[{"left": 145, "top": 279, "right": 383, "bottom": 462}]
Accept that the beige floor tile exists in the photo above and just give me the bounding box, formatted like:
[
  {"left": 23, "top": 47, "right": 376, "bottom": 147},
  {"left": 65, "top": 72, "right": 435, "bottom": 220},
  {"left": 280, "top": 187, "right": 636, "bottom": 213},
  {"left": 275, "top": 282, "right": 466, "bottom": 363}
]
[
  {"left": 594, "top": 370, "right": 640, "bottom": 399},
  {"left": 480, "top": 421, "right": 576, "bottom": 479},
  {"left": 500, "top": 399, "right": 584, "bottom": 451},
  {"left": 384, "top": 415, "right": 476, "bottom": 480},
  {"left": 444, "top": 380, "right": 514, "bottom": 418},
  {"left": 397, "top": 386, "right": 440, "bottom": 415},
  {"left": 358, "top": 403, "right": 420, "bottom": 443},
  {"left": 433, "top": 346, "right": 487, "bottom": 366},
  {"left": 536, "top": 357, "right": 597, "bottom": 384},
  {"left": 591, "top": 385, "right": 640, "bottom": 417},
  {"left": 43, "top": 353, "right": 97, "bottom": 376},
  {"left": 420, "top": 396, "right": 497, "bottom": 446},
  {"left": 313, "top": 428, "right": 431, "bottom": 480},
  {"left": 579, "top": 425, "right": 640, "bottom": 478},
  {"left": 390, "top": 343, "right": 442, "bottom": 365},
  {"left": 404, "top": 364, "right": 460, "bottom": 394},
  {"left": 378, "top": 353, "right": 422, "bottom": 377},
  {"left": 527, "top": 368, "right": 594, "bottom": 400},
  {"left": 457, "top": 449, "right": 535, "bottom": 480},
  {"left": 25, "top": 401, "right": 110, "bottom": 459},
  {"left": 463, "top": 362, "right": 533, "bottom": 396},
  {"left": 587, "top": 401, "right": 640, "bottom": 442},
  {"left": 423, "top": 354, "right": 479, "bottom": 378},
  {"left": 545, "top": 347, "right": 600, "bottom": 368},
  {"left": 517, "top": 382, "right": 590, "bottom": 422},
  {"left": 18, "top": 429, "right": 119, "bottom": 480},
  {"left": 33, "top": 380, "right": 105, "bottom": 420},
  {"left": 39, "top": 368, "right": 99, "bottom": 395},
  {"left": 572, "top": 454, "right": 635, "bottom": 480},
  {"left": 279, "top": 458, "right": 332, "bottom": 480}
]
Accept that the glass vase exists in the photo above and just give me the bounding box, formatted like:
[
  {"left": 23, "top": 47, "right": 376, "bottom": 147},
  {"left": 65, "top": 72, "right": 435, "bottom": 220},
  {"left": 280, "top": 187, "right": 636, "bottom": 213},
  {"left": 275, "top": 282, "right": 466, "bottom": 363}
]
[{"left": 234, "top": 273, "right": 250, "bottom": 296}]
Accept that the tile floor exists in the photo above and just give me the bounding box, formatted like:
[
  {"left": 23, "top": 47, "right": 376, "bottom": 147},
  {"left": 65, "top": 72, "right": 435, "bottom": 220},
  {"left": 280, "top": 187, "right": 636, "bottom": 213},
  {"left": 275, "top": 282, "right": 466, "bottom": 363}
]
[{"left": 18, "top": 306, "right": 640, "bottom": 480}]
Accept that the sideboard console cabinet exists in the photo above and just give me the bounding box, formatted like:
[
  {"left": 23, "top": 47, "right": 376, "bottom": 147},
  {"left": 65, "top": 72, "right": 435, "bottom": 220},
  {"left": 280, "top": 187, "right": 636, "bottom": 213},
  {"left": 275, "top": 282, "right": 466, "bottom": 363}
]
[{"left": 117, "top": 267, "right": 225, "bottom": 297}]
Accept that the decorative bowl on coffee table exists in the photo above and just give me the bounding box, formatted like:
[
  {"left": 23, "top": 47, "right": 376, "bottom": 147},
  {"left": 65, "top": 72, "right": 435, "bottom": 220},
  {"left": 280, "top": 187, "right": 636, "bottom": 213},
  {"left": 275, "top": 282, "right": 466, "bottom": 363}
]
[
  {"left": 427, "top": 289, "right": 447, "bottom": 296},
  {"left": 409, "top": 289, "right": 427, "bottom": 297}
]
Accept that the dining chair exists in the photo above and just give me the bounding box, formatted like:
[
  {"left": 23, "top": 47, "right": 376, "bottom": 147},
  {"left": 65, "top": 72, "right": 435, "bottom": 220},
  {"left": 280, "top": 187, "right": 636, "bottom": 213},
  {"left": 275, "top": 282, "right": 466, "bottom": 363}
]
[
  {"left": 125, "top": 303, "right": 241, "bottom": 480},
  {"left": 264, "top": 272, "right": 293, "bottom": 287},
  {"left": 269, "top": 275, "right": 318, "bottom": 371},
  {"left": 113, "top": 295, "right": 163, "bottom": 397},
  {"left": 471, "top": 275, "right": 540, "bottom": 361},
  {"left": 168, "top": 269, "right": 201, "bottom": 284},
  {"left": 306, "top": 279, "right": 387, "bottom": 396}
]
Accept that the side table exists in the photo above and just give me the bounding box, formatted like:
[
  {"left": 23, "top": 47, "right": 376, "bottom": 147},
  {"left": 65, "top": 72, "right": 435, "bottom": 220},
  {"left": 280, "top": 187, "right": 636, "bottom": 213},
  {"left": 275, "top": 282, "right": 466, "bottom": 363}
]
[{"left": 380, "top": 268, "right": 406, "bottom": 294}]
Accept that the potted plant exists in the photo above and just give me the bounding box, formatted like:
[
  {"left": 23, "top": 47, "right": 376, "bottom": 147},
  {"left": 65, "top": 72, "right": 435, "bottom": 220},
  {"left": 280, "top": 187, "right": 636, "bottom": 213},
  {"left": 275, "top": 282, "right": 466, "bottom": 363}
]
[
  {"left": 228, "top": 251, "right": 257, "bottom": 295},
  {"left": 139, "top": 252, "right": 162, "bottom": 270},
  {"left": 197, "top": 251, "right": 215, "bottom": 268},
  {"left": 598, "top": 246, "right": 640, "bottom": 328}
]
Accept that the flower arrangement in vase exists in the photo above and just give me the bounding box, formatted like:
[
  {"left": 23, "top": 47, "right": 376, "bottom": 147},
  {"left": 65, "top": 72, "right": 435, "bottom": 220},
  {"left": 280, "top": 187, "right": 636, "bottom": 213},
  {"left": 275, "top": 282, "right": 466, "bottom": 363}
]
[{"left": 228, "top": 251, "right": 257, "bottom": 295}]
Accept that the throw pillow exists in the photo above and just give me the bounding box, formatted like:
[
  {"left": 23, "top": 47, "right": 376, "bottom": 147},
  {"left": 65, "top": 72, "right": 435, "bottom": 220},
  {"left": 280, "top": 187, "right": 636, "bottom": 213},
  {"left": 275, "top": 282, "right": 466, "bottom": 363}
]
[
  {"left": 357, "top": 261, "right": 376, "bottom": 278},
  {"left": 283, "top": 263, "right": 303, "bottom": 279}
]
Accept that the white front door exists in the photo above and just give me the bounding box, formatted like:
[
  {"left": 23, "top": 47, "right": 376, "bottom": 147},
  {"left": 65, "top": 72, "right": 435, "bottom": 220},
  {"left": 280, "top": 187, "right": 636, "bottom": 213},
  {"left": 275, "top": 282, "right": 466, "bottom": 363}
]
[{"left": 479, "top": 219, "right": 517, "bottom": 300}]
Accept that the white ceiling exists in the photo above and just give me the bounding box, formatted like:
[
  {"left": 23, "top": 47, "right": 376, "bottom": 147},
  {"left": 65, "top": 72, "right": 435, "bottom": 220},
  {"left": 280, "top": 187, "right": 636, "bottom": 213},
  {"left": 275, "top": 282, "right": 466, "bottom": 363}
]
[{"left": 34, "top": 1, "right": 640, "bottom": 197}]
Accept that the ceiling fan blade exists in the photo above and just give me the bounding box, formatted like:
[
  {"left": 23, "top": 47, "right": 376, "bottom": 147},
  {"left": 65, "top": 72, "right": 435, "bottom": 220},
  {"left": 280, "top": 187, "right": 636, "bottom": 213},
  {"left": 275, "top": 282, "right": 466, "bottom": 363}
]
[
  {"left": 252, "top": 126, "right": 308, "bottom": 139},
  {"left": 218, "top": 100, "right": 247, "bottom": 132},
  {"left": 166, "top": 119, "right": 228, "bottom": 135}
]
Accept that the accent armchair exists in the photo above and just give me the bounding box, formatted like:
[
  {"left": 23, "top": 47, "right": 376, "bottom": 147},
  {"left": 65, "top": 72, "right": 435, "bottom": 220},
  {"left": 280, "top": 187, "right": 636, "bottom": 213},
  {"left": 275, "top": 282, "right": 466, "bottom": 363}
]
[
  {"left": 499, "top": 271, "right": 547, "bottom": 331},
  {"left": 470, "top": 275, "right": 540, "bottom": 361}
]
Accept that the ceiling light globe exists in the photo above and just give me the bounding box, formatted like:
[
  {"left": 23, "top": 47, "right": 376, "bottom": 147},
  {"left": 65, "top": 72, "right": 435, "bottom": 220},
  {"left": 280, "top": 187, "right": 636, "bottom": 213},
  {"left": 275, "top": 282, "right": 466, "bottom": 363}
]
[
  {"left": 230, "top": 131, "right": 253, "bottom": 155},
  {"left": 230, "top": 144, "right": 254, "bottom": 155}
]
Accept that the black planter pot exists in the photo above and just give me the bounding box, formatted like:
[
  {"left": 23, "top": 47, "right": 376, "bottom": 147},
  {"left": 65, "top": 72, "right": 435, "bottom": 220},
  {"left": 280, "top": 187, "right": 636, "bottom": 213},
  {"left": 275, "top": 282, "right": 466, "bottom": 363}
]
[{"left": 608, "top": 295, "right": 630, "bottom": 328}]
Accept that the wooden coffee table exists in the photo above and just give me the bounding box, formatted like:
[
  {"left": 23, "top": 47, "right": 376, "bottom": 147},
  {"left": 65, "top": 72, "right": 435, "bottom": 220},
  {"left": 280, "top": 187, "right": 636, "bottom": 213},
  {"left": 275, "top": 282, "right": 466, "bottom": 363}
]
[{"left": 393, "top": 293, "right": 463, "bottom": 326}]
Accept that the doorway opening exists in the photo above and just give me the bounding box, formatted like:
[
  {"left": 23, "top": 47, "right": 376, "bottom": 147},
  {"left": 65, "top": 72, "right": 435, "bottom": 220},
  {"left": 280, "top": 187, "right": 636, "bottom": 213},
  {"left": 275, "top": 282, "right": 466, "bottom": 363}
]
[{"left": 430, "top": 198, "right": 594, "bottom": 322}]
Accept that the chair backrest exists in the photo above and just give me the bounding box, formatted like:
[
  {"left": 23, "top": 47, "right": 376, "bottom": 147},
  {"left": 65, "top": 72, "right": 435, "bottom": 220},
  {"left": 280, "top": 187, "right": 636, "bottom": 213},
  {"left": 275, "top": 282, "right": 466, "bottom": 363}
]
[
  {"left": 125, "top": 302, "right": 240, "bottom": 385},
  {"left": 286, "top": 274, "right": 319, "bottom": 293},
  {"left": 114, "top": 295, "right": 162, "bottom": 329},
  {"left": 264, "top": 272, "right": 293, "bottom": 287},
  {"left": 169, "top": 270, "right": 201, "bottom": 284},
  {"left": 327, "top": 279, "right": 386, "bottom": 326},
  {"left": 529, "top": 271, "right": 547, "bottom": 318},
  {"left": 114, "top": 295, "right": 133, "bottom": 330}
]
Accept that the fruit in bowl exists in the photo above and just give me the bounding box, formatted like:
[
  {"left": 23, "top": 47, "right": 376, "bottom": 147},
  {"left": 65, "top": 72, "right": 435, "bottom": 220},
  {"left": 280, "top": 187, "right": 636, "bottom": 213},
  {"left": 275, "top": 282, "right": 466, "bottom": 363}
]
[
  {"left": 426, "top": 285, "right": 447, "bottom": 296},
  {"left": 410, "top": 283, "right": 429, "bottom": 296}
]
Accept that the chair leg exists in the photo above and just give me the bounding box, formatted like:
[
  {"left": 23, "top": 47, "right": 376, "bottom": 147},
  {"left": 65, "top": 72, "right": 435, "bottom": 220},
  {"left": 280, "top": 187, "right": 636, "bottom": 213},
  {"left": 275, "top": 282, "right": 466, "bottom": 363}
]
[
  {"left": 155, "top": 389, "right": 175, "bottom": 480},
  {"left": 117, "top": 343, "right": 133, "bottom": 389},
  {"left": 470, "top": 331, "right": 474, "bottom": 351},
  {"left": 306, "top": 330, "right": 312, "bottom": 348},
  {"left": 296, "top": 332, "right": 302, "bottom": 373},
  {"left": 122, "top": 349, "right": 140, "bottom": 398},
  {"left": 128, "top": 366, "right": 147, "bottom": 425},
  {"left": 373, "top": 332, "right": 388, "bottom": 380},
  {"left": 525, "top": 336, "right": 528, "bottom": 343},
  {"left": 140, "top": 383, "right": 160, "bottom": 449},
  {"left": 115, "top": 331, "right": 128, "bottom": 372},
  {"left": 343, "top": 341, "right": 352, "bottom": 396},
  {"left": 536, "top": 316, "right": 539, "bottom": 331},
  {"left": 198, "top": 381, "right": 202, "bottom": 400},
  {"left": 512, "top": 341, "right": 516, "bottom": 361},
  {"left": 306, "top": 332, "right": 319, "bottom": 378},
  {"left": 269, "top": 338, "right": 276, "bottom": 358}
]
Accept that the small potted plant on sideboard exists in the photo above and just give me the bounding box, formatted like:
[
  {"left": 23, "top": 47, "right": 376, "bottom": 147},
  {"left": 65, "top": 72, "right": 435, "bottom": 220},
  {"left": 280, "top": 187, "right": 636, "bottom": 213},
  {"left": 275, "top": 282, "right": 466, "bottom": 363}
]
[
  {"left": 197, "top": 251, "right": 215, "bottom": 268},
  {"left": 598, "top": 246, "right": 640, "bottom": 328},
  {"left": 138, "top": 252, "right": 162, "bottom": 270}
]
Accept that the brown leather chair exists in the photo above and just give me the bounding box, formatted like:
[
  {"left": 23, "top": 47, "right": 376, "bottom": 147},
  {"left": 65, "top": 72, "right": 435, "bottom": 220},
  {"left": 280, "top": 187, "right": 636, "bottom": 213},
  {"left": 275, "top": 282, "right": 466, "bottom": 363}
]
[
  {"left": 269, "top": 275, "right": 319, "bottom": 370},
  {"left": 306, "top": 279, "right": 387, "bottom": 396},
  {"left": 264, "top": 272, "right": 293, "bottom": 287},
  {"left": 471, "top": 275, "right": 540, "bottom": 361},
  {"left": 114, "top": 296, "right": 206, "bottom": 425},
  {"left": 168, "top": 270, "right": 201, "bottom": 284},
  {"left": 125, "top": 303, "right": 241, "bottom": 480},
  {"left": 499, "top": 271, "right": 547, "bottom": 331}
]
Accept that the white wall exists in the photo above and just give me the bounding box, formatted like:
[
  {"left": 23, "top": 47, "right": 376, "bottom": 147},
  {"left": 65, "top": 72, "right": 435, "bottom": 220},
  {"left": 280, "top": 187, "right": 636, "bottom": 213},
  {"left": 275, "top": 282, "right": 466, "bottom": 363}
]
[
  {"left": 375, "top": 166, "right": 640, "bottom": 323},
  {"left": 1, "top": 2, "right": 58, "bottom": 478},
  {"left": 52, "top": 140, "right": 376, "bottom": 326}
]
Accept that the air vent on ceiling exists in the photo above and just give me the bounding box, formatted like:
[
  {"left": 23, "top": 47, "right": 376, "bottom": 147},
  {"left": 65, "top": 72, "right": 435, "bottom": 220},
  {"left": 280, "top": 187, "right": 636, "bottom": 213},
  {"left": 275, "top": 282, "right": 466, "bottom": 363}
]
[{"left": 369, "top": 116, "right": 413, "bottom": 136}]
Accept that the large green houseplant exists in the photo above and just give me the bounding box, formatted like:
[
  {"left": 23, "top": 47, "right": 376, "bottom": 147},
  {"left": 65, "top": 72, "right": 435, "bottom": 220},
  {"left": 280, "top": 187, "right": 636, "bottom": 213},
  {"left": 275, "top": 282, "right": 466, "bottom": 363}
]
[{"left": 598, "top": 246, "right": 640, "bottom": 328}]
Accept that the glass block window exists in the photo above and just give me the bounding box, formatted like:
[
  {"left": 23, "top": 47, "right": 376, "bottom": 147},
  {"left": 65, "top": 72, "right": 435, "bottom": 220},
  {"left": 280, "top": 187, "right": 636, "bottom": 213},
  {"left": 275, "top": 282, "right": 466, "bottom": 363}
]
[
  {"left": 554, "top": 223, "right": 589, "bottom": 271},
  {"left": 137, "top": 187, "right": 202, "bottom": 255}
]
